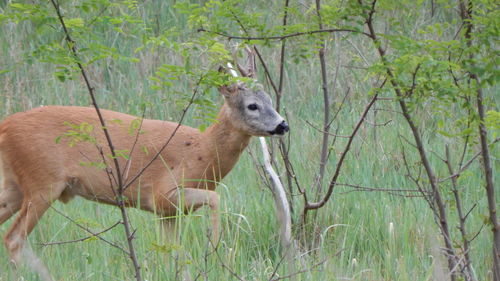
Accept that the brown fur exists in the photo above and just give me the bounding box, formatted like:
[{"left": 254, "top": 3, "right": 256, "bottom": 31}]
[
  {"left": 0, "top": 100, "right": 259, "bottom": 279},
  {"left": 0, "top": 104, "right": 250, "bottom": 212},
  {"left": 0, "top": 80, "right": 287, "bottom": 281}
]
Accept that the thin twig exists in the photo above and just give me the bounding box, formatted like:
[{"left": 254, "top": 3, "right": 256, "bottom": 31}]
[
  {"left": 312, "top": 0, "right": 331, "bottom": 203},
  {"left": 123, "top": 76, "right": 202, "bottom": 190},
  {"left": 365, "top": 119, "right": 392, "bottom": 127},
  {"left": 207, "top": 239, "right": 245, "bottom": 281},
  {"left": 48, "top": 205, "right": 128, "bottom": 255},
  {"left": 305, "top": 92, "right": 379, "bottom": 210},
  {"left": 276, "top": 0, "right": 291, "bottom": 109},
  {"left": 445, "top": 145, "right": 476, "bottom": 280},
  {"left": 327, "top": 87, "right": 351, "bottom": 129},
  {"left": 198, "top": 27, "right": 371, "bottom": 41},
  {"left": 121, "top": 109, "right": 146, "bottom": 180},
  {"left": 304, "top": 120, "right": 350, "bottom": 138},
  {"left": 270, "top": 259, "right": 329, "bottom": 281},
  {"left": 40, "top": 221, "right": 121, "bottom": 247},
  {"left": 464, "top": 204, "right": 477, "bottom": 222},
  {"left": 439, "top": 137, "right": 499, "bottom": 183},
  {"left": 362, "top": 0, "right": 458, "bottom": 277},
  {"left": 336, "top": 182, "right": 423, "bottom": 194}
]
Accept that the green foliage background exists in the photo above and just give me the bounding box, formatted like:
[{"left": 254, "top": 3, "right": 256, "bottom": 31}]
[{"left": 0, "top": 0, "right": 498, "bottom": 280}]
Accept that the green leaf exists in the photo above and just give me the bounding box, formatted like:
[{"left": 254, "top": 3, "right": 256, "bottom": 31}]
[
  {"left": 485, "top": 110, "right": 500, "bottom": 130},
  {"left": 65, "top": 18, "right": 85, "bottom": 28},
  {"left": 437, "top": 130, "right": 454, "bottom": 138}
]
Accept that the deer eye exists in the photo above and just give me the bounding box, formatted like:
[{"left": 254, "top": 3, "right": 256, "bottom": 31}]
[{"left": 247, "top": 104, "right": 258, "bottom": 111}]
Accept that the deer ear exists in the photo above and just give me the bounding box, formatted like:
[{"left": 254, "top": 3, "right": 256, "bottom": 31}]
[
  {"left": 218, "top": 66, "right": 238, "bottom": 98},
  {"left": 218, "top": 65, "right": 228, "bottom": 74},
  {"left": 219, "top": 84, "right": 238, "bottom": 99}
]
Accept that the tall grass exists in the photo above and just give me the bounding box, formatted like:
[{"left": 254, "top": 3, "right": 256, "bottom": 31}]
[{"left": 0, "top": 0, "right": 497, "bottom": 280}]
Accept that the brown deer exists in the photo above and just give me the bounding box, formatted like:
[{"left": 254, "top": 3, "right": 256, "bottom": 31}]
[{"left": 0, "top": 74, "right": 288, "bottom": 280}]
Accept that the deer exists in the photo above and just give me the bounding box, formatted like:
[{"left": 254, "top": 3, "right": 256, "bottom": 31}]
[{"left": 0, "top": 65, "right": 289, "bottom": 280}]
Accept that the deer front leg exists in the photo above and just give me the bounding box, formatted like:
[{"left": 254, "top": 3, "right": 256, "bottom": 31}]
[{"left": 157, "top": 187, "right": 220, "bottom": 246}]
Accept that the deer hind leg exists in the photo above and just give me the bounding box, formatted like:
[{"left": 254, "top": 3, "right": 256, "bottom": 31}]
[
  {"left": 3, "top": 182, "right": 64, "bottom": 281},
  {"left": 156, "top": 188, "right": 220, "bottom": 245},
  {"left": 0, "top": 180, "right": 23, "bottom": 225}
]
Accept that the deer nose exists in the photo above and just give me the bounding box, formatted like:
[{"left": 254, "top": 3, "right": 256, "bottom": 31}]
[{"left": 273, "top": 120, "right": 289, "bottom": 135}]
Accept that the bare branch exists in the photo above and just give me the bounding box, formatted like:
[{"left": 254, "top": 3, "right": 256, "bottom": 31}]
[
  {"left": 365, "top": 119, "right": 392, "bottom": 127},
  {"left": 40, "top": 221, "right": 121, "bottom": 247},
  {"left": 305, "top": 93, "right": 379, "bottom": 210},
  {"left": 48, "top": 205, "right": 128, "bottom": 255},
  {"left": 207, "top": 239, "right": 245, "bottom": 281},
  {"left": 464, "top": 204, "right": 477, "bottom": 222},
  {"left": 327, "top": 87, "right": 351, "bottom": 128},
  {"left": 256, "top": 48, "right": 281, "bottom": 96},
  {"left": 336, "top": 182, "right": 424, "bottom": 195},
  {"left": 122, "top": 109, "right": 146, "bottom": 180},
  {"left": 276, "top": 0, "right": 291, "bottom": 109},
  {"left": 362, "top": 0, "right": 459, "bottom": 278},
  {"left": 445, "top": 145, "right": 476, "bottom": 280},
  {"left": 197, "top": 27, "right": 371, "bottom": 41},
  {"left": 439, "top": 137, "right": 499, "bottom": 183},
  {"left": 304, "top": 120, "right": 350, "bottom": 138},
  {"left": 312, "top": 0, "right": 331, "bottom": 202}
]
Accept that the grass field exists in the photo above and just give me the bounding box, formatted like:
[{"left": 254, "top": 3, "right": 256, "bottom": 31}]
[{"left": 0, "top": 0, "right": 498, "bottom": 280}]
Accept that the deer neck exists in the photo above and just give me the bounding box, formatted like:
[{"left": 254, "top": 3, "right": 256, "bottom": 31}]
[{"left": 202, "top": 104, "right": 251, "bottom": 181}]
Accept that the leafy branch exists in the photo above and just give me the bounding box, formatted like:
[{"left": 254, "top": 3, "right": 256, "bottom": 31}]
[{"left": 48, "top": 0, "right": 142, "bottom": 279}]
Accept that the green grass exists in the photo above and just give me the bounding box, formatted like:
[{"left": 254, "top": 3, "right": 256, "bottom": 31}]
[{"left": 0, "top": 0, "right": 498, "bottom": 280}]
